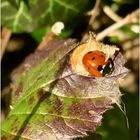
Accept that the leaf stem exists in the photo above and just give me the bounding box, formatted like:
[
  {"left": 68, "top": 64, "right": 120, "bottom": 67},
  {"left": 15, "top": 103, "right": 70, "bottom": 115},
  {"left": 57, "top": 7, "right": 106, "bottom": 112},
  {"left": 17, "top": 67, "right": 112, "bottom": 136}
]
[{"left": 37, "top": 22, "right": 64, "bottom": 50}]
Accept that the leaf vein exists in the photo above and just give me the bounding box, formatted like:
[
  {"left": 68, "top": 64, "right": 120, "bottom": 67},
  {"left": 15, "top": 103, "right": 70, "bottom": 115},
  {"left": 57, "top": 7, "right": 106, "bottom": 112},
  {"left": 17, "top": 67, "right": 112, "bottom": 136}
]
[{"left": 54, "top": 0, "right": 78, "bottom": 13}]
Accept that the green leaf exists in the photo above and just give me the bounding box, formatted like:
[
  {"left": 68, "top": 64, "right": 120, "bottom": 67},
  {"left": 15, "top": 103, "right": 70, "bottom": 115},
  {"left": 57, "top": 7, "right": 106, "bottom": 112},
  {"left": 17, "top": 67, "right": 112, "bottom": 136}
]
[
  {"left": 113, "top": 0, "right": 135, "bottom": 4},
  {"left": 120, "top": 26, "right": 139, "bottom": 35},
  {"left": 109, "top": 36, "right": 120, "bottom": 44},
  {"left": 95, "top": 104, "right": 129, "bottom": 140},
  {"left": 1, "top": 0, "right": 32, "bottom": 32},
  {"left": 31, "top": 27, "right": 73, "bottom": 43},
  {"left": 1, "top": 39, "right": 129, "bottom": 139},
  {"left": 31, "top": 27, "right": 51, "bottom": 43},
  {"left": 2, "top": 39, "right": 78, "bottom": 139},
  {"left": 1, "top": 0, "right": 89, "bottom": 33}
]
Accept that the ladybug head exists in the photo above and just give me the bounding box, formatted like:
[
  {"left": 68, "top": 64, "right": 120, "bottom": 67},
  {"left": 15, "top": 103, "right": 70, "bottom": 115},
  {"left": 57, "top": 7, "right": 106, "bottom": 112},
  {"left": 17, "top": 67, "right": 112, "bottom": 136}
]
[{"left": 102, "top": 58, "right": 114, "bottom": 76}]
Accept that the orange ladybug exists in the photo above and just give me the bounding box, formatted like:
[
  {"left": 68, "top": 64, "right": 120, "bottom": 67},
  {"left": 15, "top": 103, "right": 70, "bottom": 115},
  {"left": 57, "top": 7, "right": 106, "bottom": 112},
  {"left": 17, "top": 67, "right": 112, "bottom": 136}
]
[{"left": 82, "top": 50, "right": 114, "bottom": 77}]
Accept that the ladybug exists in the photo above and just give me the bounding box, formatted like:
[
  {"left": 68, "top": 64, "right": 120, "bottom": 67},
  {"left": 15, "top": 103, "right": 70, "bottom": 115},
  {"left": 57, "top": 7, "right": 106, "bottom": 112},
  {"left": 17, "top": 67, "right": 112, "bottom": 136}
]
[{"left": 82, "top": 50, "right": 114, "bottom": 77}]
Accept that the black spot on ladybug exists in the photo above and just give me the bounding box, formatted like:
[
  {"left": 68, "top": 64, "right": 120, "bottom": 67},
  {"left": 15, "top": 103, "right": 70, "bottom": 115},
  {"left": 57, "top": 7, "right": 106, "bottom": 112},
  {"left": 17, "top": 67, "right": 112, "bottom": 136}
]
[
  {"left": 97, "top": 65, "right": 103, "bottom": 71},
  {"left": 88, "top": 67, "right": 90, "bottom": 70},
  {"left": 88, "top": 51, "right": 92, "bottom": 54},
  {"left": 101, "top": 55, "right": 104, "bottom": 57},
  {"left": 92, "top": 57, "right": 95, "bottom": 60}
]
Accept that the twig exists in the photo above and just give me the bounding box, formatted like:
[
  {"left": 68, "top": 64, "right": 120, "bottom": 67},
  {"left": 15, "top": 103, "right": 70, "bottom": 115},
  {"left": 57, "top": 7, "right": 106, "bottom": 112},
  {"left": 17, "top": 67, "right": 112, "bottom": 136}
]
[
  {"left": 104, "top": 6, "right": 139, "bottom": 34},
  {"left": 37, "top": 32, "right": 55, "bottom": 50},
  {"left": 37, "top": 21, "right": 64, "bottom": 50},
  {"left": 87, "top": 0, "right": 101, "bottom": 26},
  {"left": 103, "top": 5, "right": 122, "bottom": 22},
  {"left": 82, "top": 0, "right": 101, "bottom": 42},
  {"left": 96, "top": 9, "right": 139, "bottom": 41},
  {"left": 0, "top": 27, "right": 12, "bottom": 60}
]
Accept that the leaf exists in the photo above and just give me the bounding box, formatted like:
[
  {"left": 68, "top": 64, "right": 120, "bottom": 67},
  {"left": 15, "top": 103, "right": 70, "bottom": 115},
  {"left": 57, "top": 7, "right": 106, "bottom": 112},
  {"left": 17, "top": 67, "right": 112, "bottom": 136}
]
[
  {"left": 1, "top": 39, "right": 129, "bottom": 140},
  {"left": 1, "top": 0, "right": 89, "bottom": 33},
  {"left": 30, "top": 26, "right": 51, "bottom": 43},
  {"left": 113, "top": 0, "right": 135, "bottom": 4},
  {"left": 31, "top": 27, "right": 73, "bottom": 43},
  {"left": 95, "top": 104, "right": 129, "bottom": 140},
  {"left": 120, "top": 26, "right": 139, "bottom": 35}
]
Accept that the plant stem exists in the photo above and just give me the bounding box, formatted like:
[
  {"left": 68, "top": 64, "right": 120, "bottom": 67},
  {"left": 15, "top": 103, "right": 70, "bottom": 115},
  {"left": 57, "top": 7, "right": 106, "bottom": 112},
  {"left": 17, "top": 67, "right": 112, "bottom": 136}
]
[{"left": 37, "top": 22, "right": 64, "bottom": 50}]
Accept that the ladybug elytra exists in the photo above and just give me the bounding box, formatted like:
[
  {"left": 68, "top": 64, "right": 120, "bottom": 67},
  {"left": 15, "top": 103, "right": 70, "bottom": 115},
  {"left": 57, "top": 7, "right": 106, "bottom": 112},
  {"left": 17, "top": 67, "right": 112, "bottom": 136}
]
[{"left": 82, "top": 50, "right": 114, "bottom": 77}]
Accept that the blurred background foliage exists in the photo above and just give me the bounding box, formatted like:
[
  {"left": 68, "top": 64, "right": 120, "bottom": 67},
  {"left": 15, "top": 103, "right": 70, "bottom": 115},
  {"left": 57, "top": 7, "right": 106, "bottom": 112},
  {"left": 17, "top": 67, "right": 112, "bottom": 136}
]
[{"left": 1, "top": 0, "right": 139, "bottom": 140}]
